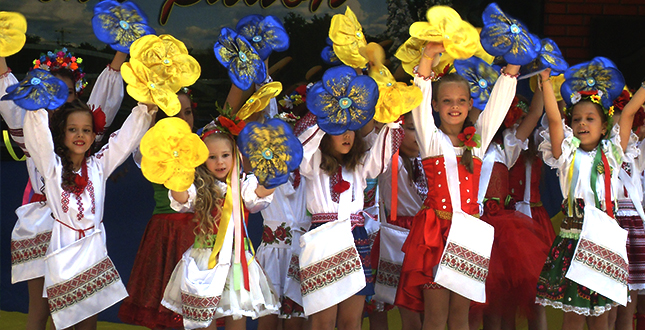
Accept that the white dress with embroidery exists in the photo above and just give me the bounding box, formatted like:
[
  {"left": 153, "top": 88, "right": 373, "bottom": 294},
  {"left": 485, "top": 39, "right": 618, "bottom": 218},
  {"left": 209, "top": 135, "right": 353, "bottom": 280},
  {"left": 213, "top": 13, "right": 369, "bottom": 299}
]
[
  {"left": 1, "top": 66, "right": 124, "bottom": 283},
  {"left": 23, "top": 104, "right": 151, "bottom": 329},
  {"left": 242, "top": 172, "right": 310, "bottom": 318},
  {"left": 162, "top": 179, "right": 280, "bottom": 325}
]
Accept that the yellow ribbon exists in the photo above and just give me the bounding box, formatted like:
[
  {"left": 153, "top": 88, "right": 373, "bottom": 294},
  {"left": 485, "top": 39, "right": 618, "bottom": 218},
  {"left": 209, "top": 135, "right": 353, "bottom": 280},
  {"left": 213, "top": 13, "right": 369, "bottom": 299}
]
[
  {"left": 3, "top": 130, "right": 25, "bottom": 161},
  {"left": 208, "top": 158, "right": 234, "bottom": 269}
]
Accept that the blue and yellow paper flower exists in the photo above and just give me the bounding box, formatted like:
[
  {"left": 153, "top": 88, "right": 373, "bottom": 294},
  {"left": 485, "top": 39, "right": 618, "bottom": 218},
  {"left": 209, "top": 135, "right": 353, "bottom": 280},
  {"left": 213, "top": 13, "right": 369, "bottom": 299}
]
[
  {"left": 520, "top": 38, "right": 568, "bottom": 78},
  {"left": 0, "top": 11, "right": 27, "bottom": 57},
  {"left": 121, "top": 60, "right": 181, "bottom": 116},
  {"left": 1, "top": 69, "right": 68, "bottom": 110},
  {"left": 329, "top": 7, "right": 368, "bottom": 69},
  {"left": 307, "top": 65, "right": 378, "bottom": 134},
  {"left": 214, "top": 27, "right": 267, "bottom": 91},
  {"left": 236, "top": 14, "right": 289, "bottom": 61},
  {"left": 129, "top": 34, "right": 201, "bottom": 93},
  {"left": 480, "top": 2, "right": 540, "bottom": 66},
  {"left": 236, "top": 81, "right": 282, "bottom": 121},
  {"left": 237, "top": 118, "right": 303, "bottom": 189},
  {"left": 321, "top": 37, "right": 341, "bottom": 66},
  {"left": 453, "top": 56, "right": 501, "bottom": 110},
  {"left": 140, "top": 117, "right": 209, "bottom": 192},
  {"left": 92, "top": 0, "right": 155, "bottom": 54},
  {"left": 560, "top": 56, "right": 625, "bottom": 110}
]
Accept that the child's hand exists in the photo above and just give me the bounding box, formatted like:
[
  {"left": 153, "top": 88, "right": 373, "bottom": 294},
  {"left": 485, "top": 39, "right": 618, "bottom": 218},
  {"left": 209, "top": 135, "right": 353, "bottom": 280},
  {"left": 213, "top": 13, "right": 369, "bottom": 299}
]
[
  {"left": 539, "top": 68, "right": 552, "bottom": 86},
  {"left": 255, "top": 184, "right": 276, "bottom": 198},
  {"left": 424, "top": 42, "right": 445, "bottom": 58},
  {"left": 143, "top": 103, "right": 159, "bottom": 114}
]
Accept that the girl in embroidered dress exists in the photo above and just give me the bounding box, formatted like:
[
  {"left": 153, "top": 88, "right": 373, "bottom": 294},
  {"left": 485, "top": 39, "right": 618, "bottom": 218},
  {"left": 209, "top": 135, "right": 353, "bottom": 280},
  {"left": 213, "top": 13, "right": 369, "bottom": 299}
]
[
  {"left": 535, "top": 67, "right": 642, "bottom": 329},
  {"left": 22, "top": 98, "right": 155, "bottom": 330},
  {"left": 0, "top": 50, "right": 125, "bottom": 330},
  {"left": 296, "top": 97, "right": 403, "bottom": 329},
  {"left": 163, "top": 125, "right": 280, "bottom": 330},
  {"left": 394, "top": 42, "right": 519, "bottom": 330}
]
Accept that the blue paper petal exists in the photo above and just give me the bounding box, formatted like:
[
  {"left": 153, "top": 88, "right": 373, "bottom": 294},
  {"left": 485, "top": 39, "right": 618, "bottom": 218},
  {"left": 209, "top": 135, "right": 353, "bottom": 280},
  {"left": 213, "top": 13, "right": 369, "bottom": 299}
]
[
  {"left": 519, "top": 38, "right": 569, "bottom": 78},
  {"left": 560, "top": 56, "right": 625, "bottom": 109},
  {"left": 454, "top": 57, "right": 500, "bottom": 110},
  {"left": 321, "top": 45, "right": 340, "bottom": 65},
  {"left": 237, "top": 119, "right": 303, "bottom": 189},
  {"left": 322, "top": 65, "right": 356, "bottom": 98},
  {"left": 92, "top": 0, "right": 155, "bottom": 54},
  {"left": 2, "top": 69, "right": 68, "bottom": 110},
  {"left": 214, "top": 27, "right": 267, "bottom": 90},
  {"left": 236, "top": 14, "right": 289, "bottom": 60},
  {"left": 480, "top": 3, "right": 541, "bottom": 65}
]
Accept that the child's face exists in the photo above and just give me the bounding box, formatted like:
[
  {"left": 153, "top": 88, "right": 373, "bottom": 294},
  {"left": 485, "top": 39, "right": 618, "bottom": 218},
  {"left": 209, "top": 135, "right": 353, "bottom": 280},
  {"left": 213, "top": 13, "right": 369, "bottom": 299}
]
[
  {"left": 204, "top": 137, "right": 233, "bottom": 181},
  {"left": 433, "top": 81, "right": 472, "bottom": 128},
  {"left": 64, "top": 111, "right": 95, "bottom": 157},
  {"left": 55, "top": 74, "right": 76, "bottom": 103},
  {"left": 570, "top": 102, "right": 607, "bottom": 151},
  {"left": 330, "top": 130, "right": 355, "bottom": 158},
  {"left": 176, "top": 94, "right": 194, "bottom": 130},
  {"left": 399, "top": 116, "right": 419, "bottom": 158}
]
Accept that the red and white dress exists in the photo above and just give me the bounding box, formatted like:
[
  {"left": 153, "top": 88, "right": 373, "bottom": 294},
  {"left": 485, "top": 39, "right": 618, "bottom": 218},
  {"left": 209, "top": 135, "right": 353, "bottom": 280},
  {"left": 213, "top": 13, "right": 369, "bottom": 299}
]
[
  {"left": 1, "top": 66, "right": 124, "bottom": 284},
  {"left": 23, "top": 104, "right": 152, "bottom": 329},
  {"left": 394, "top": 73, "right": 517, "bottom": 312}
]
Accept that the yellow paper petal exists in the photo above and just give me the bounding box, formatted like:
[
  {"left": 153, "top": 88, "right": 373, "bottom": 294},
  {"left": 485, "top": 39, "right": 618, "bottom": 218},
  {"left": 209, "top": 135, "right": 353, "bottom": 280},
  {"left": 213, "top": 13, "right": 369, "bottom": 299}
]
[
  {"left": 374, "top": 82, "right": 423, "bottom": 123},
  {"left": 530, "top": 73, "right": 565, "bottom": 102},
  {"left": 236, "top": 81, "right": 283, "bottom": 121},
  {"left": 141, "top": 156, "right": 174, "bottom": 184},
  {"left": 394, "top": 37, "right": 427, "bottom": 76},
  {"left": 0, "top": 12, "right": 27, "bottom": 57},
  {"left": 164, "top": 167, "right": 197, "bottom": 192},
  {"left": 122, "top": 60, "right": 181, "bottom": 116},
  {"left": 176, "top": 134, "right": 210, "bottom": 168},
  {"left": 409, "top": 6, "right": 479, "bottom": 60},
  {"left": 329, "top": 7, "right": 368, "bottom": 68}
]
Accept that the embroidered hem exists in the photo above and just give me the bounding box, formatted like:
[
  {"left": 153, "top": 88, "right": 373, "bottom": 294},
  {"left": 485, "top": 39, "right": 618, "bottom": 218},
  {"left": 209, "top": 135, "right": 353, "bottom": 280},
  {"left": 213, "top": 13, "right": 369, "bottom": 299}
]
[{"left": 535, "top": 297, "right": 615, "bottom": 317}]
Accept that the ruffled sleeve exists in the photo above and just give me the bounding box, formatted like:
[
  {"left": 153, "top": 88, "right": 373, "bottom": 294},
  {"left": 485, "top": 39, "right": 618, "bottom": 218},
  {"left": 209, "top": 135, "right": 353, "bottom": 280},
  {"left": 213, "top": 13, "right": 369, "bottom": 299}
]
[
  {"left": 87, "top": 65, "right": 124, "bottom": 142},
  {"left": 539, "top": 120, "right": 579, "bottom": 169},
  {"left": 411, "top": 76, "right": 435, "bottom": 159},
  {"left": 168, "top": 184, "right": 197, "bottom": 212},
  {"left": 475, "top": 74, "right": 518, "bottom": 158},
  {"left": 502, "top": 125, "right": 529, "bottom": 168},
  {"left": 297, "top": 124, "right": 325, "bottom": 179},
  {"left": 0, "top": 71, "right": 27, "bottom": 154},
  {"left": 241, "top": 174, "right": 274, "bottom": 214},
  {"left": 603, "top": 123, "right": 625, "bottom": 171},
  {"left": 637, "top": 141, "right": 645, "bottom": 173},
  {"left": 620, "top": 126, "right": 640, "bottom": 166},
  {"left": 361, "top": 122, "right": 403, "bottom": 179}
]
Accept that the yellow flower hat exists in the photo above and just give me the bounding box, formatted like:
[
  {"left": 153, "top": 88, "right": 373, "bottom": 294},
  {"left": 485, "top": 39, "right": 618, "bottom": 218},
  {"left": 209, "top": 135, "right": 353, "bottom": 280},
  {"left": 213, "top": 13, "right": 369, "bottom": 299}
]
[
  {"left": 121, "top": 59, "right": 181, "bottom": 115},
  {"left": 236, "top": 81, "right": 282, "bottom": 121},
  {"left": 410, "top": 6, "right": 479, "bottom": 60},
  {"left": 362, "top": 43, "right": 422, "bottom": 123},
  {"left": 0, "top": 12, "right": 27, "bottom": 57},
  {"left": 129, "top": 34, "right": 201, "bottom": 93},
  {"left": 140, "top": 117, "right": 209, "bottom": 192},
  {"left": 329, "top": 7, "right": 368, "bottom": 69}
]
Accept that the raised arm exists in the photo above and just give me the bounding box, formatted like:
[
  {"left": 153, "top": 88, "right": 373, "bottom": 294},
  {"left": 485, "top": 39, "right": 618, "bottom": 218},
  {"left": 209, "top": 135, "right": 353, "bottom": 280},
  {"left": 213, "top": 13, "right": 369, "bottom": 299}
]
[
  {"left": 539, "top": 69, "right": 564, "bottom": 159},
  {"left": 515, "top": 87, "right": 544, "bottom": 141},
  {"left": 0, "top": 57, "right": 27, "bottom": 154},
  {"left": 618, "top": 84, "right": 645, "bottom": 151},
  {"left": 411, "top": 43, "right": 443, "bottom": 159},
  {"left": 88, "top": 52, "right": 126, "bottom": 141},
  {"left": 23, "top": 109, "right": 57, "bottom": 179}
]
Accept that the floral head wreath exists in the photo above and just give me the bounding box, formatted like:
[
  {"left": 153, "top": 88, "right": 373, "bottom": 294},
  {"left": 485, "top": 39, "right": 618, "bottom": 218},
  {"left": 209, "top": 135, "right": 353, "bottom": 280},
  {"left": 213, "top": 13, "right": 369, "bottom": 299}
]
[
  {"left": 504, "top": 96, "right": 529, "bottom": 128},
  {"left": 179, "top": 87, "right": 198, "bottom": 110},
  {"left": 32, "top": 48, "right": 87, "bottom": 94},
  {"left": 199, "top": 103, "right": 246, "bottom": 140},
  {"left": 564, "top": 90, "right": 609, "bottom": 117},
  {"left": 278, "top": 84, "right": 307, "bottom": 111}
]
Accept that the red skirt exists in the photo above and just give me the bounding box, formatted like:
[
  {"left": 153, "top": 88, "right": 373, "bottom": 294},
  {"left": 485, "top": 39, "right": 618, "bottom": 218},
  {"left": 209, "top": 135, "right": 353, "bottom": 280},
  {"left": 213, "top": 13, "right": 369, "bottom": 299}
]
[
  {"left": 118, "top": 213, "right": 198, "bottom": 329},
  {"left": 395, "top": 209, "right": 451, "bottom": 313},
  {"left": 481, "top": 208, "right": 550, "bottom": 316},
  {"left": 531, "top": 205, "right": 556, "bottom": 247}
]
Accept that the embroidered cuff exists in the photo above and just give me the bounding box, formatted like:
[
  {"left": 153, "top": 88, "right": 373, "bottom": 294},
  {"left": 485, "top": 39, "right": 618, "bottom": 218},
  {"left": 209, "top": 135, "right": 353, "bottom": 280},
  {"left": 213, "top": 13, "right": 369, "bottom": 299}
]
[
  {"left": 0, "top": 68, "right": 12, "bottom": 79},
  {"left": 499, "top": 67, "right": 520, "bottom": 78},
  {"left": 106, "top": 64, "right": 120, "bottom": 72},
  {"left": 413, "top": 65, "right": 437, "bottom": 81}
]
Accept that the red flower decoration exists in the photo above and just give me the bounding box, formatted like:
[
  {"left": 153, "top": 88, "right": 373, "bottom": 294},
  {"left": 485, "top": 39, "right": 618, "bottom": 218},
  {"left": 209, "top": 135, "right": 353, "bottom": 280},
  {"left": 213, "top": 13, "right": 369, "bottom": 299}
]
[
  {"left": 612, "top": 89, "right": 631, "bottom": 112},
  {"left": 275, "top": 226, "right": 287, "bottom": 240},
  {"left": 333, "top": 180, "right": 350, "bottom": 194},
  {"left": 458, "top": 126, "right": 479, "bottom": 149},
  {"left": 504, "top": 97, "right": 523, "bottom": 128},
  {"left": 218, "top": 116, "right": 245, "bottom": 136},
  {"left": 633, "top": 106, "right": 645, "bottom": 132},
  {"left": 578, "top": 90, "right": 598, "bottom": 97},
  {"left": 294, "top": 84, "right": 307, "bottom": 103},
  {"left": 262, "top": 226, "right": 275, "bottom": 243},
  {"left": 484, "top": 199, "right": 501, "bottom": 215},
  {"left": 92, "top": 107, "right": 106, "bottom": 134}
]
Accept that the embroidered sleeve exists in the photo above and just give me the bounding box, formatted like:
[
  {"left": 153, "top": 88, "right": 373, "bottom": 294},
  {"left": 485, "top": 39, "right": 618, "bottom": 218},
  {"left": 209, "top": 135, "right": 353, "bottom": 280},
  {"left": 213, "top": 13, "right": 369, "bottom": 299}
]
[
  {"left": 297, "top": 124, "right": 325, "bottom": 179},
  {"left": 241, "top": 174, "right": 274, "bottom": 214},
  {"left": 502, "top": 125, "right": 528, "bottom": 168},
  {"left": 412, "top": 76, "right": 436, "bottom": 159},
  {"left": 0, "top": 71, "right": 28, "bottom": 154},
  {"left": 362, "top": 122, "right": 403, "bottom": 180},
  {"left": 95, "top": 103, "right": 153, "bottom": 178},
  {"left": 539, "top": 120, "right": 578, "bottom": 169},
  {"left": 168, "top": 184, "right": 197, "bottom": 212},
  {"left": 476, "top": 74, "right": 518, "bottom": 157},
  {"left": 605, "top": 123, "right": 625, "bottom": 170},
  {"left": 88, "top": 65, "right": 124, "bottom": 142},
  {"left": 23, "top": 109, "right": 58, "bottom": 179}
]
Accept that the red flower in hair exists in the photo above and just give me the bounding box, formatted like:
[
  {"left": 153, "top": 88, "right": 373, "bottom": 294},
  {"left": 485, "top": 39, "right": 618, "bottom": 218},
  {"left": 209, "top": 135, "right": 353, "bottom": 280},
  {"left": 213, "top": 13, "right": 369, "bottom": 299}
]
[
  {"left": 633, "top": 106, "right": 645, "bottom": 132},
  {"left": 218, "top": 116, "right": 245, "bottom": 136},
  {"left": 612, "top": 89, "right": 631, "bottom": 113},
  {"left": 294, "top": 84, "right": 307, "bottom": 102},
  {"left": 92, "top": 107, "right": 106, "bottom": 134},
  {"left": 458, "top": 126, "right": 480, "bottom": 149},
  {"left": 578, "top": 90, "right": 598, "bottom": 97},
  {"left": 504, "top": 98, "right": 523, "bottom": 128}
]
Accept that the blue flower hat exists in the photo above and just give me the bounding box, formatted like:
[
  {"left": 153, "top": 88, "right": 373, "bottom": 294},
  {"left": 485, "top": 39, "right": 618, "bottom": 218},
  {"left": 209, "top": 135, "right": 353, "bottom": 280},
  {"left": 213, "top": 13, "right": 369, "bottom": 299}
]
[
  {"left": 480, "top": 2, "right": 540, "bottom": 66},
  {"left": 520, "top": 38, "right": 569, "bottom": 79},
  {"left": 307, "top": 65, "right": 378, "bottom": 135},
  {"left": 560, "top": 56, "right": 625, "bottom": 110},
  {"left": 236, "top": 14, "right": 289, "bottom": 61},
  {"left": 237, "top": 118, "right": 303, "bottom": 189},
  {"left": 92, "top": 0, "right": 155, "bottom": 54},
  {"left": 214, "top": 27, "right": 267, "bottom": 91},
  {"left": 321, "top": 37, "right": 341, "bottom": 66},
  {"left": 2, "top": 69, "right": 68, "bottom": 110},
  {"left": 453, "top": 56, "right": 501, "bottom": 110}
]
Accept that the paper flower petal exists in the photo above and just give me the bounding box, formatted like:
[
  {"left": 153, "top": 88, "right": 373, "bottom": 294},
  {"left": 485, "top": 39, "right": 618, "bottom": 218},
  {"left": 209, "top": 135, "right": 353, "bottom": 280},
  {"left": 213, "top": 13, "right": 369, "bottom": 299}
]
[
  {"left": 454, "top": 56, "right": 500, "bottom": 110},
  {"left": 374, "top": 82, "right": 423, "bottom": 123},
  {"left": 480, "top": 2, "right": 541, "bottom": 65},
  {"left": 329, "top": 7, "right": 368, "bottom": 68},
  {"left": 409, "top": 6, "right": 480, "bottom": 60},
  {"left": 530, "top": 73, "right": 565, "bottom": 102},
  {"left": 122, "top": 60, "right": 181, "bottom": 115},
  {"left": 214, "top": 27, "right": 267, "bottom": 90},
  {"left": 236, "top": 14, "right": 289, "bottom": 60},
  {"left": 1, "top": 69, "right": 67, "bottom": 110},
  {"left": 560, "top": 56, "right": 625, "bottom": 109},
  {"left": 0, "top": 11, "right": 26, "bottom": 57},
  {"left": 92, "top": 0, "right": 155, "bottom": 54},
  {"left": 140, "top": 117, "right": 209, "bottom": 191},
  {"left": 237, "top": 81, "right": 282, "bottom": 121},
  {"left": 238, "top": 119, "right": 302, "bottom": 189},
  {"left": 307, "top": 65, "right": 377, "bottom": 134},
  {"left": 129, "top": 34, "right": 200, "bottom": 92},
  {"left": 520, "top": 38, "right": 568, "bottom": 78}
]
